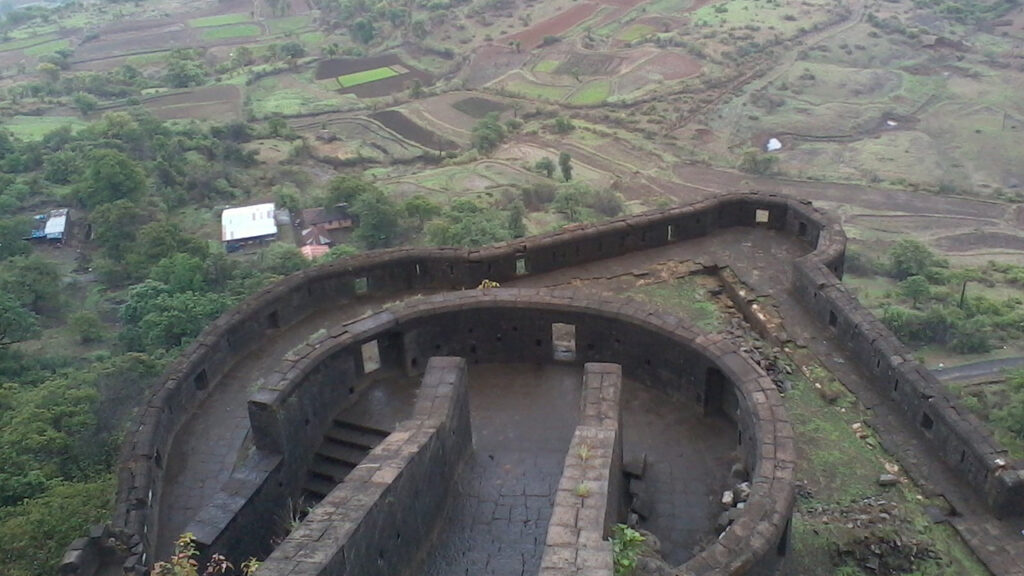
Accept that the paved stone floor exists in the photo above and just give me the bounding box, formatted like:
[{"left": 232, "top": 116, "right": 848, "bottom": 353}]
[
  {"left": 621, "top": 380, "right": 737, "bottom": 565},
  {"left": 417, "top": 363, "right": 583, "bottom": 576}
]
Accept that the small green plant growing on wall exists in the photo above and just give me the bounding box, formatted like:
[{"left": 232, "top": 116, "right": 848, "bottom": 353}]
[
  {"left": 577, "top": 442, "right": 591, "bottom": 463},
  {"left": 575, "top": 482, "right": 591, "bottom": 498},
  {"left": 153, "top": 533, "right": 261, "bottom": 576},
  {"left": 611, "top": 524, "right": 646, "bottom": 576}
]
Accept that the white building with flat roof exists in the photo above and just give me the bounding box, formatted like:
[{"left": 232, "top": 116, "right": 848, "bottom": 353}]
[{"left": 221, "top": 203, "right": 277, "bottom": 250}]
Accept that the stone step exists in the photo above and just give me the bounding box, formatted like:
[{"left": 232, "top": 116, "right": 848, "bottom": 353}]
[
  {"left": 309, "top": 457, "right": 355, "bottom": 482},
  {"left": 327, "top": 420, "right": 390, "bottom": 449},
  {"left": 317, "top": 439, "right": 370, "bottom": 466},
  {"left": 303, "top": 475, "right": 336, "bottom": 498}
]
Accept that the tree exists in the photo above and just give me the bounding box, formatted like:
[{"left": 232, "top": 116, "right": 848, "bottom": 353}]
[
  {"left": 77, "top": 149, "right": 147, "bottom": 208},
  {"left": 534, "top": 157, "right": 556, "bottom": 178},
  {"left": 164, "top": 50, "right": 206, "bottom": 88},
  {"left": 351, "top": 18, "right": 375, "bottom": 44},
  {"left": 121, "top": 281, "right": 229, "bottom": 352},
  {"left": 0, "top": 478, "right": 113, "bottom": 576},
  {"left": 260, "top": 243, "right": 307, "bottom": 276},
  {"left": 323, "top": 175, "right": 379, "bottom": 208},
  {"left": 230, "top": 45, "right": 254, "bottom": 68},
  {"left": 899, "top": 275, "right": 930, "bottom": 308},
  {"left": 68, "top": 311, "right": 105, "bottom": 343},
  {"left": 148, "top": 253, "right": 208, "bottom": 293},
  {"left": 279, "top": 41, "right": 306, "bottom": 60},
  {"left": 90, "top": 199, "right": 145, "bottom": 263},
  {"left": 352, "top": 189, "right": 401, "bottom": 249},
  {"left": 558, "top": 151, "right": 573, "bottom": 181},
  {"left": 994, "top": 370, "right": 1024, "bottom": 440},
  {"left": 426, "top": 200, "right": 512, "bottom": 248},
  {"left": 471, "top": 113, "right": 506, "bottom": 154},
  {"left": 889, "top": 239, "right": 943, "bottom": 280},
  {"left": 552, "top": 116, "right": 575, "bottom": 134},
  {"left": 0, "top": 293, "right": 39, "bottom": 348},
  {"left": 0, "top": 255, "right": 63, "bottom": 314},
  {"left": 42, "top": 149, "right": 81, "bottom": 184},
  {"left": 72, "top": 92, "right": 98, "bottom": 117},
  {"left": 552, "top": 182, "right": 589, "bottom": 222},
  {"left": 402, "top": 195, "right": 441, "bottom": 229},
  {"left": 36, "top": 62, "right": 60, "bottom": 83},
  {"left": 738, "top": 150, "right": 777, "bottom": 175},
  {"left": 0, "top": 217, "right": 31, "bottom": 261},
  {"left": 507, "top": 200, "right": 526, "bottom": 238}
]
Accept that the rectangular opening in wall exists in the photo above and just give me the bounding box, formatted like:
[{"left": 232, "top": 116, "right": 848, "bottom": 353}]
[
  {"left": 667, "top": 224, "right": 675, "bottom": 241},
  {"left": 798, "top": 221, "right": 808, "bottom": 237},
  {"left": 193, "top": 369, "right": 209, "bottom": 391},
  {"left": 828, "top": 310, "right": 838, "bottom": 327},
  {"left": 361, "top": 340, "right": 381, "bottom": 373},
  {"left": 704, "top": 367, "right": 726, "bottom": 416},
  {"left": 516, "top": 257, "right": 528, "bottom": 276},
  {"left": 551, "top": 323, "right": 576, "bottom": 361},
  {"left": 920, "top": 412, "right": 934, "bottom": 431},
  {"left": 755, "top": 209, "right": 770, "bottom": 224},
  {"left": 354, "top": 277, "right": 368, "bottom": 294},
  {"left": 267, "top": 310, "right": 280, "bottom": 330}
]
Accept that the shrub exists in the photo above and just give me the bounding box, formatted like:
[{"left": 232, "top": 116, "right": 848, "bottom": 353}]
[{"left": 611, "top": 524, "right": 646, "bottom": 575}]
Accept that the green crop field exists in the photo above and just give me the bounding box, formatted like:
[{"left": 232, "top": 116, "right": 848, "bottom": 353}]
[
  {"left": 189, "top": 13, "right": 251, "bottom": 28},
  {"left": 568, "top": 80, "right": 611, "bottom": 105},
  {"left": 617, "top": 23, "right": 656, "bottom": 43},
  {"left": 336, "top": 67, "right": 400, "bottom": 88},
  {"left": 0, "top": 33, "right": 59, "bottom": 53},
  {"left": 201, "top": 23, "right": 262, "bottom": 41},
  {"left": 534, "top": 60, "right": 560, "bottom": 74},
  {"left": 267, "top": 15, "right": 313, "bottom": 34},
  {"left": 4, "top": 116, "right": 88, "bottom": 140},
  {"left": 24, "top": 38, "right": 69, "bottom": 57}
]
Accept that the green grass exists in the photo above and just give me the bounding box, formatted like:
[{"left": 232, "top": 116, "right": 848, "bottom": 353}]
[
  {"left": 0, "top": 33, "right": 58, "bottom": 53},
  {"left": 568, "top": 80, "right": 612, "bottom": 106},
  {"left": 201, "top": 23, "right": 262, "bottom": 41},
  {"left": 534, "top": 60, "right": 560, "bottom": 74},
  {"left": 4, "top": 116, "right": 88, "bottom": 140},
  {"left": 336, "top": 66, "right": 400, "bottom": 88},
  {"left": 8, "top": 24, "right": 58, "bottom": 39},
  {"left": 503, "top": 77, "right": 572, "bottom": 101},
  {"left": 24, "top": 38, "right": 70, "bottom": 57},
  {"left": 266, "top": 15, "right": 313, "bottom": 35},
  {"left": 628, "top": 276, "right": 725, "bottom": 331},
  {"left": 189, "top": 13, "right": 251, "bottom": 28},
  {"left": 126, "top": 51, "right": 170, "bottom": 67},
  {"left": 617, "top": 23, "right": 656, "bottom": 43}
]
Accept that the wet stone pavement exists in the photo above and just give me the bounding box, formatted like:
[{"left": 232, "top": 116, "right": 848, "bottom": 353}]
[
  {"left": 414, "top": 364, "right": 735, "bottom": 574},
  {"left": 621, "top": 379, "right": 737, "bottom": 566},
  {"left": 417, "top": 363, "right": 583, "bottom": 576}
]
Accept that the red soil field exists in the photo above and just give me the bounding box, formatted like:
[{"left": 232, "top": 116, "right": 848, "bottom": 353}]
[
  {"left": 370, "top": 110, "right": 460, "bottom": 152},
  {"left": 504, "top": 2, "right": 600, "bottom": 50}
]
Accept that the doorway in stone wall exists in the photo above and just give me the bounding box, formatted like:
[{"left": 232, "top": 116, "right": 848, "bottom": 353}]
[
  {"left": 552, "top": 323, "right": 576, "bottom": 361},
  {"left": 703, "top": 367, "right": 725, "bottom": 416}
]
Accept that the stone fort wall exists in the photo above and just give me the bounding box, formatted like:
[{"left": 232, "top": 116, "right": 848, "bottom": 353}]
[
  {"left": 102, "top": 192, "right": 1023, "bottom": 574},
  {"left": 238, "top": 288, "right": 795, "bottom": 575}
]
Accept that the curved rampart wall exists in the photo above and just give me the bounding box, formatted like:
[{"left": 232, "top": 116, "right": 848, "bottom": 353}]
[
  {"left": 109, "top": 191, "right": 1023, "bottom": 572},
  {"left": 248, "top": 289, "right": 795, "bottom": 576}
]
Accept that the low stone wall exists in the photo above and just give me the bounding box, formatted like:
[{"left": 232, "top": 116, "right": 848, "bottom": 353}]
[
  {"left": 539, "top": 362, "right": 623, "bottom": 576},
  {"left": 256, "top": 356, "right": 472, "bottom": 576}
]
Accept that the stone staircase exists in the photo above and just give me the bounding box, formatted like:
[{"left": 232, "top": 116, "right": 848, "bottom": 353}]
[{"left": 302, "top": 420, "right": 391, "bottom": 503}]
